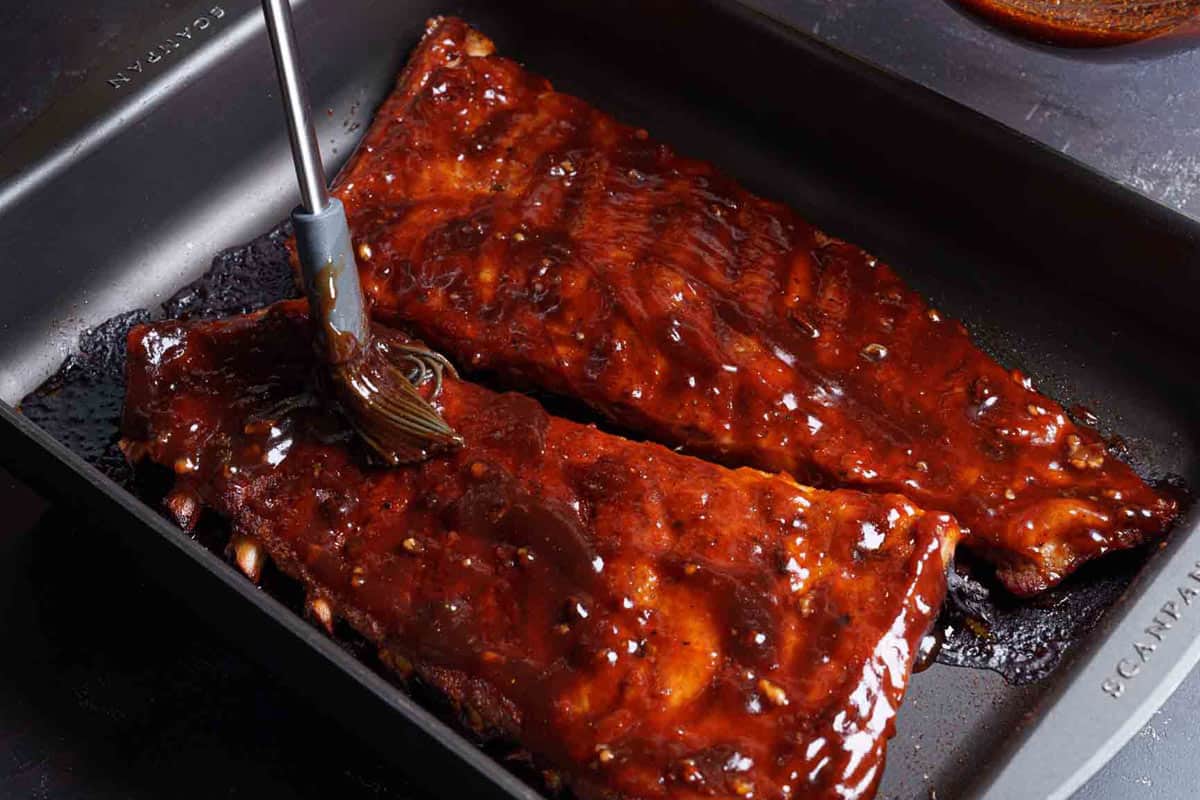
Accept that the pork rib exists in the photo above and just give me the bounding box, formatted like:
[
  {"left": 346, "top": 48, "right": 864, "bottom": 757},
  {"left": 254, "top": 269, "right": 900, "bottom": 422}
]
[
  {"left": 333, "top": 17, "right": 1176, "bottom": 594},
  {"left": 122, "top": 300, "right": 958, "bottom": 800}
]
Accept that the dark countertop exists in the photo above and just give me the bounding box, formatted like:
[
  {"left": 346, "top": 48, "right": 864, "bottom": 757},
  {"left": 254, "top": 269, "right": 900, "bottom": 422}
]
[
  {"left": 1, "top": 2, "right": 1197, "bottom": 798},
  {"left": 748, "top": 0, "right": 1200, "bottom": 222}
]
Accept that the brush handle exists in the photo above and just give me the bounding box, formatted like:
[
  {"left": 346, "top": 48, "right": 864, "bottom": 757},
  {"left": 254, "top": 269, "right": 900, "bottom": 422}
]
[
  {"left": 292, "top": 198, "right": 369, "bottom": 364},
  {"left": 262, "top": 0, "right": 329, "bottom": 214}
]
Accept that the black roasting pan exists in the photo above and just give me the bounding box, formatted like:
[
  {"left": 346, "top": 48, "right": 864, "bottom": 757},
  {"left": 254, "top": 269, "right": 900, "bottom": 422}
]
[{"left": 1, "top": 1, "right": 1198, "bottom": 798}]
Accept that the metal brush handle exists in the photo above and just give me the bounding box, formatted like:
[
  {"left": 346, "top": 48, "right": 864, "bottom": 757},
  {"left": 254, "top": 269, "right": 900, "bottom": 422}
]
[
  {"left": 971, "top": 504, "right": 1200, "bottom": 799},
  {"left": 261, "top": 0, "right": 367, "bottom": 363},
  {"left": 262, "top": 0, "right": 328, "bottom": 215}
]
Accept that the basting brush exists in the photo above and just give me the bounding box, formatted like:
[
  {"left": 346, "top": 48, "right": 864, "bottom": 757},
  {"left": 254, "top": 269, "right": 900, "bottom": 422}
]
[{"left": 260, "top": 0, "right": 462, "bottom": 463}]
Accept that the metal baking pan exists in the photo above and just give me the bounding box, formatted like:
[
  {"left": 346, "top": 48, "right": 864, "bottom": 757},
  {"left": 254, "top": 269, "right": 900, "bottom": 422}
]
[{"left": 1, "top": 1, "right": 1198, "bottom": 797}]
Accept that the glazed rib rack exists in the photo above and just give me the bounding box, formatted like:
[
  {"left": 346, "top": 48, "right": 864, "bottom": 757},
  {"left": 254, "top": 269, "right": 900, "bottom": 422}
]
[
  {"left": 121, "top": 300, "right": 958, "bottom": 800},
  {"left": 333, "top": 17, "right": 1175, "bottom": 596}
]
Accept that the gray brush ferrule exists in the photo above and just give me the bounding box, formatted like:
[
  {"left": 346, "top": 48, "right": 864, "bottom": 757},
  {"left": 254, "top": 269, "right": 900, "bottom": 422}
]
[{"left": 291, "top": 197, "right": 369, "bottom": 365}]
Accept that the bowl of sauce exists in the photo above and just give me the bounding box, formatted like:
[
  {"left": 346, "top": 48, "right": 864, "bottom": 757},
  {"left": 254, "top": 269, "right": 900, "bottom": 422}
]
[{"left": 953, "top": 0, "right": 1200, "bottom": 45}]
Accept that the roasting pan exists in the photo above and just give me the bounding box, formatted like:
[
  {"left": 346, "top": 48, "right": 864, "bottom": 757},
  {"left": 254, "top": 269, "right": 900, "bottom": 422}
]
[{"left": 2, "top": 1, "right": 1199, "bottom": 797}]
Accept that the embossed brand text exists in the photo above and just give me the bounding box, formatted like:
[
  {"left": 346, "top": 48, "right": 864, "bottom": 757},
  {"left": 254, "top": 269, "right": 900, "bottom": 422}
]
[
  {"left": 107, "top": 6, "right": 227, "bottom": 89},
  {"left": 1101, "top": 560, "right": 1200, "bottom": 699}
]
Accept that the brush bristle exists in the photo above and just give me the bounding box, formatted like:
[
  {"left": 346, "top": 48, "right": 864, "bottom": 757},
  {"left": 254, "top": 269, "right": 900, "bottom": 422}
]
[{"left": 331, "top": 335, "right": 464, "bottom": 464}]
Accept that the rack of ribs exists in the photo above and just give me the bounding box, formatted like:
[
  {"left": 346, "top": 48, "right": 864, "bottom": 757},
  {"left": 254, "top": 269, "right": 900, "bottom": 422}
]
[
  {"left": 332, "top": 17, "right": 1176, "bottom": 595},
  {"left": 121, "top": 300, "right": 958, "bottom": 800}
]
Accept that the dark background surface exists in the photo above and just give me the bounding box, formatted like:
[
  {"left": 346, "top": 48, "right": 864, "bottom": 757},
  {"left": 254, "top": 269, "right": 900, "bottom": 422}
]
[{"left": 1, "top": 1, "right": 1197, "bottom": 798}]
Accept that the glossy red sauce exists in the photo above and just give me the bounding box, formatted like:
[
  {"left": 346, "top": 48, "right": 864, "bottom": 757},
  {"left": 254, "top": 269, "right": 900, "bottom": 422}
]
[
  {"left": 333, "top": 17, "right": 1177, "bottom": 595},
  {"left": 121, "top": 300, "right": 957, "bottom": 800}
]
